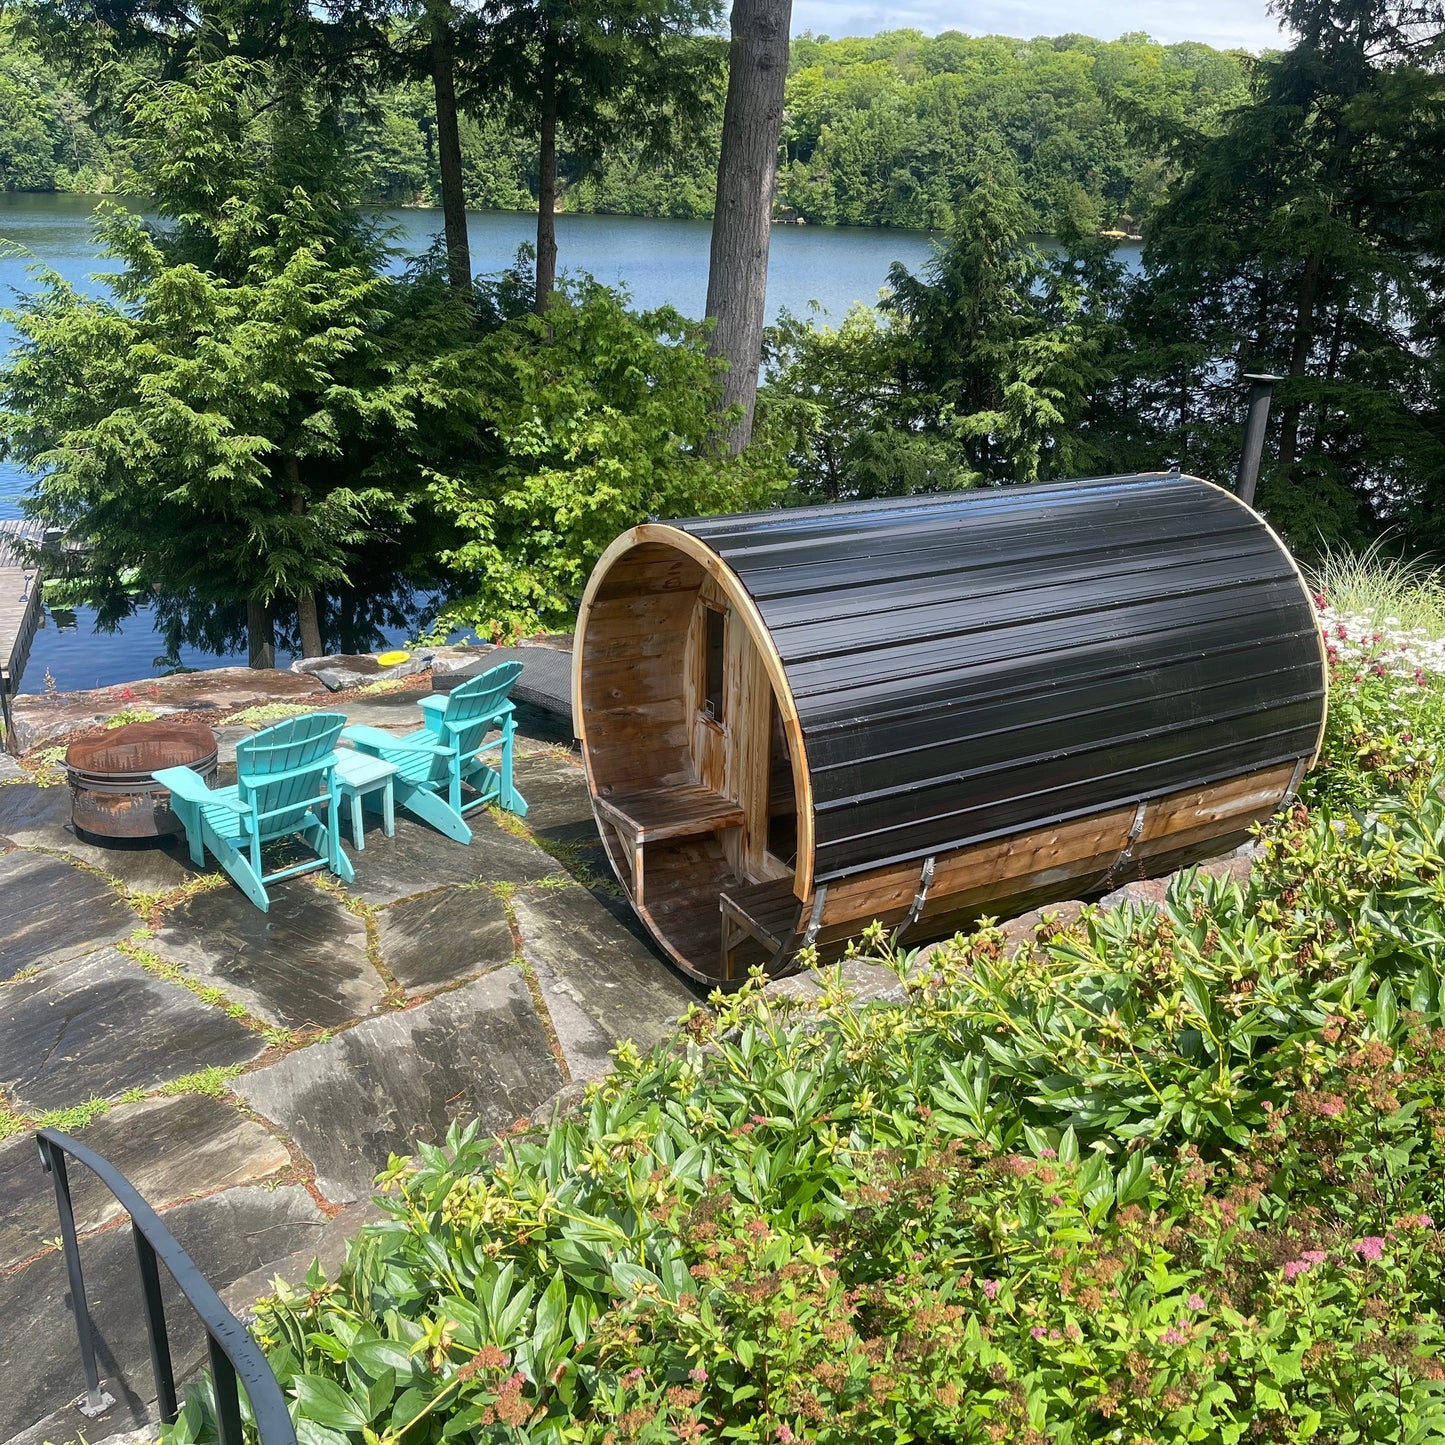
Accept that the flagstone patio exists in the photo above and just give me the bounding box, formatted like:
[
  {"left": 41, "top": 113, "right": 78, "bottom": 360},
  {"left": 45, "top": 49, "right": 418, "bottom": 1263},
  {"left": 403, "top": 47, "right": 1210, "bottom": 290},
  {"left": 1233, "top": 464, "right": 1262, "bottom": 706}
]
[{"left": 0, "top": 703, "right": 698, "bottom": 1445}]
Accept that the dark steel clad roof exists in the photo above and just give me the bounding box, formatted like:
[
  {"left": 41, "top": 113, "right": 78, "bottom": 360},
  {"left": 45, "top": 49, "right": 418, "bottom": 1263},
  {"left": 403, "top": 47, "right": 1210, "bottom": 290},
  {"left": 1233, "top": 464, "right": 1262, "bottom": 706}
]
[{"left": 677, "top": 474, "right": 1325, "bottom": 882}]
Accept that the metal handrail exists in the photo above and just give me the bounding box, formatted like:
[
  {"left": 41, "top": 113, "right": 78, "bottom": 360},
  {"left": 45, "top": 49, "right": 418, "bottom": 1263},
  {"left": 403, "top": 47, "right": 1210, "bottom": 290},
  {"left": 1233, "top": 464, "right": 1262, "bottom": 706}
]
[{"left": 35, "top": 1128, "right": 297, "bottom": 1445}]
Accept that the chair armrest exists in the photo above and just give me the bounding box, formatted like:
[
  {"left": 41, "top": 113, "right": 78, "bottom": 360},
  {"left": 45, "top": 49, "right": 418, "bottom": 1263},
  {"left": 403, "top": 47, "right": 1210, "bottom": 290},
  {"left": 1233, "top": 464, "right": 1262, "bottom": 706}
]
[
  {"left": 440, "top": 701, "right": 513, "bottom": 737},
  {"left": 344, "top": 724, "right": 451, "bottom": 757},
  {"left": 417, "top": 694, "right": 448, "bottom": 739},
  {"left": 153, "top": 766, "right": 251, "bottom": 813}
]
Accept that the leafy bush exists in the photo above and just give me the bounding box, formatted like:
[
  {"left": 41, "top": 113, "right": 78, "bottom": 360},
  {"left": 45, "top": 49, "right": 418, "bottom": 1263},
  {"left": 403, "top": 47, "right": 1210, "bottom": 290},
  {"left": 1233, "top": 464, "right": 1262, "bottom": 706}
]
[
  {"left": 163, "top": 779, "right": 1445, "bottom": 1444},
  {"left": 416, "top": 279, "right": 788, "bottom": 642},
  {"left": 1303, "top": 561, "right": 1445, "bottom": 810},
  {"left": 157, "top": 558, "right": 1445, "bottom": 1443}
]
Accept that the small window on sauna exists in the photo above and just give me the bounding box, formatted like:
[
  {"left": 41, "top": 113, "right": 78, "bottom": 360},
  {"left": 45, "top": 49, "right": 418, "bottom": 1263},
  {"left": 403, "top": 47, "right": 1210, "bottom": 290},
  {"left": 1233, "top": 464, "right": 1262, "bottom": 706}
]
[{"left": 703, "top": 605, "right": 727, "bottom": 723}]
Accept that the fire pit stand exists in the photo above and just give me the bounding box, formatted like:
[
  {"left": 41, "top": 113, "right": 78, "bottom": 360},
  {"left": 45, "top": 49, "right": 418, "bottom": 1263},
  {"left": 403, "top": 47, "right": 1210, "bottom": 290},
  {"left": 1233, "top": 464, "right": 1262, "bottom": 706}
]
[{"left": 67, "top": 722, "right": 219, "bottom": 841}]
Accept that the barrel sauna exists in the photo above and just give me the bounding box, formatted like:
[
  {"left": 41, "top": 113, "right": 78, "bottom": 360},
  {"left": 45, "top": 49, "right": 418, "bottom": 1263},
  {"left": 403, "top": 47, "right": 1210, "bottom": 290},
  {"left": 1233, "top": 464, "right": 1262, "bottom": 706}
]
[{"left": 573, "top": 473, "right": 1327, "bottom": 986}]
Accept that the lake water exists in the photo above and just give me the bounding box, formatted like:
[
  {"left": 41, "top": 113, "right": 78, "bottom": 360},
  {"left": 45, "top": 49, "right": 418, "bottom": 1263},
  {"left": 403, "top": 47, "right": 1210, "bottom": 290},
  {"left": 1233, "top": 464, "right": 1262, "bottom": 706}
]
[{"left": 0, "top": 194, "right": 1136, "bottom": 693}]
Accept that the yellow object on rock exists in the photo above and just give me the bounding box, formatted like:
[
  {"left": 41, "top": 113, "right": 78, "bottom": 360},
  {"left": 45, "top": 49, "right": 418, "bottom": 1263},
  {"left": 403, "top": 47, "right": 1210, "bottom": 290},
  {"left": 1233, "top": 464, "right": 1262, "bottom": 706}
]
[{"left": 377, "top": 650, "right": 411, "bottom": 668}]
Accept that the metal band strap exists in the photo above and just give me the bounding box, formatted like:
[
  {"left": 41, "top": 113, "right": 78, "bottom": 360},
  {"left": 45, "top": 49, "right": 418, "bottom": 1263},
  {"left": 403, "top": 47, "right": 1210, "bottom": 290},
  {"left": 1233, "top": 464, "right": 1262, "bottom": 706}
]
[
  {"left": 1279, "top": 756, "right": 1308, "bottom": 809},
  {"left": 894, "top": 855, "right": 936, "bottom": 943},
  {"left": 801, "top": 884, "right": 830, "bottom": 948},
  {"left": 1101, "top": 799, "right": 1149, "bottom": 886}
]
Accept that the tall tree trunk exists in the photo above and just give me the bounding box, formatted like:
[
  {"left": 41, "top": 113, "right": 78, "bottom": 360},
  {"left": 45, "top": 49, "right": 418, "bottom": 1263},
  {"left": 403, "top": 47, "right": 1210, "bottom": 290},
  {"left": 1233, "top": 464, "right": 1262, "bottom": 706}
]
[
  {"left": 704, "top": 0, "right": 793, "bottom": 453},
  {"left": 247, "top": 600, "right": 276, "bottom": 670},
  {"left": 296, "top": 591, "right": 323, "bottom": 660},
  {"left": 535, "top": 38, "right": 558, "bottom": 314},
  {"left": 427, "top": 0, "right": 471, "bottom": 295},
  {"left": 1278, "top": 251, "right": 1323, "bottom": 469},
  {"left": 287, "top": 476, "right": 324, "bottom": 660}
]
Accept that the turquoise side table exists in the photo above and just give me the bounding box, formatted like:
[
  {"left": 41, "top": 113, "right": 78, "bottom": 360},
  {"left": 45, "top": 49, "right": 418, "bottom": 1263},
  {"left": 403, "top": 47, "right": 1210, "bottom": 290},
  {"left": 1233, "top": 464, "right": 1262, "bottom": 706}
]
[{"left": 333, "top": 747, "right": 398, "bottom": 851}]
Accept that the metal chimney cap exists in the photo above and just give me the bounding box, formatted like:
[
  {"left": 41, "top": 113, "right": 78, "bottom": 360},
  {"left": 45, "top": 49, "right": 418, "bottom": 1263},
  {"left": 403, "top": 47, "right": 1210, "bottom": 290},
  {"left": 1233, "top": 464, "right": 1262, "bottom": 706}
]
[{"left": 1241, "top": 372, "right": 1286, "bottom": 383}]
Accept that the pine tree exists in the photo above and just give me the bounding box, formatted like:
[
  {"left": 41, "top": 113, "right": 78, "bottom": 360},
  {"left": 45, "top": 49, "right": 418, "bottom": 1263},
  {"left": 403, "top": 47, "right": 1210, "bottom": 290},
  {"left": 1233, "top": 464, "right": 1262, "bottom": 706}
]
[
  {"left": 463, "top": 0, "right": 722, "bottom": 313},
  {"left": 0, "top": 60, "right": 436, "bottom": 664},
  {"left": 1121, "top": 0, "right": 1445, "bottom": 551}
]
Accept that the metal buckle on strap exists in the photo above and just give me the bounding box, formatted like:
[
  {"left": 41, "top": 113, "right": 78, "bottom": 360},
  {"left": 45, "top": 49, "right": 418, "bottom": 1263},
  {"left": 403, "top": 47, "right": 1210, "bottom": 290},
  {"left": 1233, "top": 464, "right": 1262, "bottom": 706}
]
[
  {"left": 1099, "top": 799, "right": 1149, "bottom": 890},
  {"left": 893, "top": 855, "right": 936, "bottom": 944},
  {"left": 1280, "top": 756, "right": 1307, "bottom": 808},
  {"left": 801, "top": 884, "right": 829, "bottom": 948}
]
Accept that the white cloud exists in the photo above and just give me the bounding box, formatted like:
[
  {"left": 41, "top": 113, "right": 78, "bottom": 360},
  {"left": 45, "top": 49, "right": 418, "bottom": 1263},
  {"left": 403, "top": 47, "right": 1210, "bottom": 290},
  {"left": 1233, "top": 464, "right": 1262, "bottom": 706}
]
[{"left": 790, "top": 0, "right": 1291, "bottom": 52}]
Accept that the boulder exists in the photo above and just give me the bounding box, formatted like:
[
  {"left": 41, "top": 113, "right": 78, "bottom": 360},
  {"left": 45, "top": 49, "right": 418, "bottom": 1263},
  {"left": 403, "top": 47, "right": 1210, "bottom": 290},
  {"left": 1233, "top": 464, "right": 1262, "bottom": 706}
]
[
  {"left": 427, "top": 644, "right": 496, "bottom": 676},
  {"left": 10, "top": 668, "right": 327, "bottom": 754},
  {"left": 291, "top": 652, "right": 432, "bottom": 692}
]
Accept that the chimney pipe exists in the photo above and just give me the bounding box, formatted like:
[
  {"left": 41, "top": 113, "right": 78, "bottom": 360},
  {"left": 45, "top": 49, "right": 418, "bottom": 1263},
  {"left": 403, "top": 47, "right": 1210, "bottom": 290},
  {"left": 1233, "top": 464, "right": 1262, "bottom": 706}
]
[{"left": 1234, "top": 373, "right": 1283, "bottom": 508}]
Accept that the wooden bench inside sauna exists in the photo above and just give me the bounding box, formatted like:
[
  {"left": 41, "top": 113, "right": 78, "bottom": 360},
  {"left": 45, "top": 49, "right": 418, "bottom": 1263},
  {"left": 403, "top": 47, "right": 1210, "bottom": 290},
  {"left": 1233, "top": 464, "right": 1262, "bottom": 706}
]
[{"left": 573, "top": 473, "right": 1328, "bottom": 987}]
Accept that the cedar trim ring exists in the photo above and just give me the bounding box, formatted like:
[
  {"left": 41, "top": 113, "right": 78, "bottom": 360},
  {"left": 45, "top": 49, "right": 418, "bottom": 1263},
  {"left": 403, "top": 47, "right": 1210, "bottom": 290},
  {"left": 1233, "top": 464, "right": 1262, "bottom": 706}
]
[
  {"left": 573, "top": 523, "right": 817, "bottom": 904},
  {"left": 1197, "top": 477, "right": 1329, "bottom": 769}
]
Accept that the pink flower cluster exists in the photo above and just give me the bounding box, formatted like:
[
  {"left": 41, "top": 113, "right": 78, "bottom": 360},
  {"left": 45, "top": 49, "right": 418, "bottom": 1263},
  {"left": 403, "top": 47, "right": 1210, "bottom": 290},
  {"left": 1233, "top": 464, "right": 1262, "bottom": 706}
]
[
  {"left": 1282, "top": 1249, "right": 1329, "bottom": 1281},
  {"left": 1317, "top": 602, "right": 1445, "bottom": 685}
]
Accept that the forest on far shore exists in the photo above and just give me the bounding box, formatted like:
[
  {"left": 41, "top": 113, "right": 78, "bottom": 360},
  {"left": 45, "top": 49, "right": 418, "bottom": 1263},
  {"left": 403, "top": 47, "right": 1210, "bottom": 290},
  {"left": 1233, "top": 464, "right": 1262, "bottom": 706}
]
[{"left": 0, "top": 20, "right": 1251, "bottom": 234}]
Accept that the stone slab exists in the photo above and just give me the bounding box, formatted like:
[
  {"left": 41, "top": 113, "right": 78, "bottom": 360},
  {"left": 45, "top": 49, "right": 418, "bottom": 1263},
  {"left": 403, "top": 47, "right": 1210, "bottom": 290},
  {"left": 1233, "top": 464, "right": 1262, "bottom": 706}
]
[
  {"left": 0, "top": 781, "right": 195, "bottom": 892},
  {"left": 1, "top": 947, "right": 265, "bottom": 1111},
  {"left": 233, "top": 966, "right": 565, "bottom": 1203},
  {"left": 5, "top": 1397, "right": 159, "bottom": 1445},
  {"left": 375, "top": 884, "right": 515, "bottom": 994},
  {"left": 154, "top": 884, "right": 379, "bottom": 1031},
  {"left": 222, "top": 1198, "right": 387, "bottom": 1318},
  {"left": 512, "top": 886, "right": 695, "bottom": 1080},
  {"left": 0, "top": 752, "right": 27, "bottom": 782},
  {"left": 0, "top": 1184, "right": 327, "bottom": 1444},
  {"left": 512, "top": 751, "right": 596, "bottom": 845},
  {"left": 0, "top": 851, "right": 136, "bottom": 983},
  {"left": 1095, "top": 877, "right": 1171, "bottom": 913},
  {"left": 293, "top": 653, "right": 429, "bottom": 692},
  {"left": 343, "top": 810, "right": 562, "bottom": 907},
  {"left": 11, "top": 668, "right": 326, "bottom": 753},
  {"left": 765, "top": 971, "right": 825, "bottom": 1006},
  {"left": 210, "top": 724, "right": 256, "bottom": 767},
  {"left": 0, "top": 1093, "right": 290, "bottom": 1270},
  {"left": 831, "top": 956, "right": 909, "bottom": 1003}
]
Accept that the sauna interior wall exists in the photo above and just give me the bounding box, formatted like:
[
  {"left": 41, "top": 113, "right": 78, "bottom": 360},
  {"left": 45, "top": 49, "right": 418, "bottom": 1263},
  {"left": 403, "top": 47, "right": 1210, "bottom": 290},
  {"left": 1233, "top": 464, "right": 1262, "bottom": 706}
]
[{"left": 578, "top": 541, "right": 790, "bottom": 886}]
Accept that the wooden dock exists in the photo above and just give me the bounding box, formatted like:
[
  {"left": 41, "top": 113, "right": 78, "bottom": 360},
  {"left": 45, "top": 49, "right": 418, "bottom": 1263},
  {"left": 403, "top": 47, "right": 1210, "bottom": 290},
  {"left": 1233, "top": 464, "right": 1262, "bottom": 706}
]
[{"left": 0, "top": 519, "right": 46, "bottom": 749}]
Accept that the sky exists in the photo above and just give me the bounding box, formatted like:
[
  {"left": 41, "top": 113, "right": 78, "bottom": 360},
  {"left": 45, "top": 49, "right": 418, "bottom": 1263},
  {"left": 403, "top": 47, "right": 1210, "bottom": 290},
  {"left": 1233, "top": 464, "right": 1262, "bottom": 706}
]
[{"left": 791, "top": 0, "right": 1291, "bottom": 52}]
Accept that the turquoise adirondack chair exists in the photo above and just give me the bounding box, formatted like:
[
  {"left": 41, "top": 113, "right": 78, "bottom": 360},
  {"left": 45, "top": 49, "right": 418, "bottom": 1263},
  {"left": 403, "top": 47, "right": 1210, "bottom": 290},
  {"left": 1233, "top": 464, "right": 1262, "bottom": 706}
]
[
  {"left": 154, "top": 712, "right": 355, "bottom": 911},
  {"left": 342, "top": 662, "right": 527, "bottom": 846}
]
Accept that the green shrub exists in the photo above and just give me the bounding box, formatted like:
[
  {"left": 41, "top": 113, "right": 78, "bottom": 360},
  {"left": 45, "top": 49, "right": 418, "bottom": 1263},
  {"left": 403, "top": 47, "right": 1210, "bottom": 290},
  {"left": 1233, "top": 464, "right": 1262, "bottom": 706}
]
[
  {"left": 158, "top": 555, "right": 1445, "bottom": 1443},
  {"left": 161, "top": 783, "right": 1445, "bottom": 1445}
]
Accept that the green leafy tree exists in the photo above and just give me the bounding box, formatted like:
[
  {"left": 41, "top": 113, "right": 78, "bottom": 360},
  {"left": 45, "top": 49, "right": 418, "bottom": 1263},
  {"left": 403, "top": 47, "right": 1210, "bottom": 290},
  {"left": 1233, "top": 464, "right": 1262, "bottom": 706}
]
[
  {"left": 766, "top": 171, "right": 1118, "bottom": 499},
  {"left": 1115, "top": 0, "right": 1445, "bottom": 554},
  {"left": 420, "top": 278, "right": 787, "bottom": 635},
  {"left": 463, "top": 0, "right": 723, "bottom": 313},
  {"left": 0, "top": 61, "right": 435, "bottom": 664}
]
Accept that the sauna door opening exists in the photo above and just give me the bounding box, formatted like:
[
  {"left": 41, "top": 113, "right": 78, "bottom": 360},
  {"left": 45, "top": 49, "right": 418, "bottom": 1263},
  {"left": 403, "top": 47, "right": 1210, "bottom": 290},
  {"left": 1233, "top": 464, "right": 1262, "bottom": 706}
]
[{"left": 685, "top": 587, "right": 796, "bottom": 889}]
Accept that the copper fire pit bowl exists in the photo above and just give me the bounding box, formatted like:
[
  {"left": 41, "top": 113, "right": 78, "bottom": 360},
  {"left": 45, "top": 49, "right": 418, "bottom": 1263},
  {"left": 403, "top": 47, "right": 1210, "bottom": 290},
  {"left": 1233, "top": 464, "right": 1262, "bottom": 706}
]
[{"left": 66, "top": 722, "right": 219, "bottom": 841}]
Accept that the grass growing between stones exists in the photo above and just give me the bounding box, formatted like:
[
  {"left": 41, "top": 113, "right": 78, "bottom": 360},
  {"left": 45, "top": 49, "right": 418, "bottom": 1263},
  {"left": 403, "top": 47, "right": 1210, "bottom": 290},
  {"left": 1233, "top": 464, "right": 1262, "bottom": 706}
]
[
  {"left": 0, "top": 1089, "right": 146, "bottom": 1144},
  {"left": 216, "top": 703, "right": 314, "bottom": 727},
  {"left": 130, "top": 871, "right": 229, "bottom": 926},
  {"left": 117, "top": 932, "right": 299, "bottom": 1050},
  {"left": 309, "top": 874, "right": 405, "bottom": 1007},
  {"left": 155, "top": 1065, "right": 245, "bottom": 1098}
]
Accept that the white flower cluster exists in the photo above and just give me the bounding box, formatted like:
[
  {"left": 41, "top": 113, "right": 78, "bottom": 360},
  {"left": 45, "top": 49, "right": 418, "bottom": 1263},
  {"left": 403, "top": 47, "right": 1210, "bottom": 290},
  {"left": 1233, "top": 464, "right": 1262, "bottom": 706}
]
[{"left": 1316, "top": 599, "right": 1445, "bottom": 686}]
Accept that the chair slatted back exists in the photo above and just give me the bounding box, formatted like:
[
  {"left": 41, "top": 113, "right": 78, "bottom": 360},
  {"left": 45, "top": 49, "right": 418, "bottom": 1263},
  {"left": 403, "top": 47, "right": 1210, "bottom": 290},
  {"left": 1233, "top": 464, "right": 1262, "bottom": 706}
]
[
  {"left": 236, "top": 712, "right": 346, "bottom": 837},
  {"left": 438, "top": 663, "right": 523, "bottom": 765}
]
